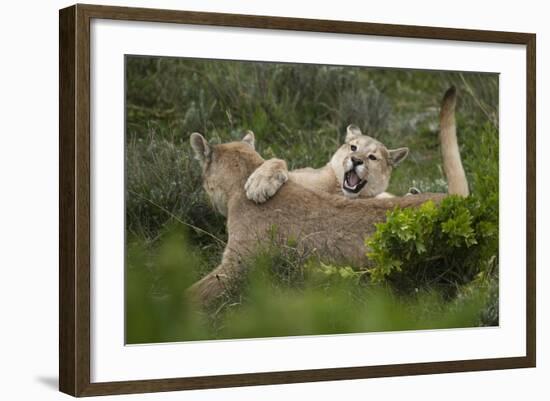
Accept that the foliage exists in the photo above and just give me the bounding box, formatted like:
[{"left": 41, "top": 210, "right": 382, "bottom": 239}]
[
  {"left": 125, "top": 132, "right": 227, "bottom": 247},
  {"left": 126, "top": 229, "right": 208, "bottom": 343},
  {"left": 221, "top": 267, "right": 489, "bottom": 339},
  {"left": 366, "top": 196, "right": 498, "bottom": 295},
  {"left": 126, "top": 230, "right": 491, "bottom": 343}
]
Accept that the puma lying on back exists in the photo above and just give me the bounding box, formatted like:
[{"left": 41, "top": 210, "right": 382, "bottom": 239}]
[
  {"left": 189, "top": 133, "right": 448, "bottom": 307},
  {"left": 245, "top": 86, "right": 468, "bottom": 203}
]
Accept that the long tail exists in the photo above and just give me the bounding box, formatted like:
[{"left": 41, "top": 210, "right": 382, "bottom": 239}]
[{"left": 440, "top": 86, "right": 469, "bottom": 196}]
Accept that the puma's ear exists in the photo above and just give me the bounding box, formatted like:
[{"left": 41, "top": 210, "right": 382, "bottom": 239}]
[
  {"left": 190, "top": 133, "right": 211, "bottom": 163},
  {"left": 388, "top": 147, "right": 409, "bottom": 166},
  {"left": 345, "top": 124, "right": 362, "bottom": 142},
  {"left": 242, "top": 130, "right": 255, "bottom": 149}
]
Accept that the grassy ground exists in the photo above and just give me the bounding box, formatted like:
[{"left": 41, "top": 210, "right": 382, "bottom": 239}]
[{"left": 125, "top": 56, "right": 499, "bottom": 343}]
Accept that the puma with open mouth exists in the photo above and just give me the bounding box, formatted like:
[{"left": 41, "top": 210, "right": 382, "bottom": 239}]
[
  {"left": 343, "top": 169, "right": 367, "bottom": 193},
  {"left": 244, "top": 87, "right": 467, "bottom": 204}
]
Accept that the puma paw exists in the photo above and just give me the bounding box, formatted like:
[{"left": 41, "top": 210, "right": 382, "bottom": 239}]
[{"left": 245, "top": 166, "right": 288, "bottom": 204}]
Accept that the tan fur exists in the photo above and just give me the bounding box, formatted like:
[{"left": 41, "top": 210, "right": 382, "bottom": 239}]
[
  {"left": 189, "top": 135, "right": 446, "bottom": 306},
  {"left": 440, "top": 87, "right": 469, "bottom": 196},
  {"left": 245, "top": 87, "right": 468, "bottom": 203}
]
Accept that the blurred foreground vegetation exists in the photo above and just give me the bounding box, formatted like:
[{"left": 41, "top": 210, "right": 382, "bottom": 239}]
[
  {"left": 127, "top": 227, "right": 495, "bottom": 343},
  {"left": 125, "top": 56, "right": 499, "bottom": 343}
]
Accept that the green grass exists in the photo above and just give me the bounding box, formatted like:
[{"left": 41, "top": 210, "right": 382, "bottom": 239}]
[{"left": 125, "top": 56, "right": 499, "bottom": 343}]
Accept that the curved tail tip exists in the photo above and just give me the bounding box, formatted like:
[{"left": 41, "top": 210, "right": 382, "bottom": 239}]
[{"left": 443, "top": 85, "right": 457, "bottom": 103}]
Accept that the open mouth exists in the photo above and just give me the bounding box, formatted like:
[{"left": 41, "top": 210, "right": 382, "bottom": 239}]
[{"left": 343, "top": 169, "right": 367, "bottom": 193}]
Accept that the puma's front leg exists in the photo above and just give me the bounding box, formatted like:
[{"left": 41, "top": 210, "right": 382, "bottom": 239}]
[{"left": 245, "top": 158, "right": 289, "bottom": 203}]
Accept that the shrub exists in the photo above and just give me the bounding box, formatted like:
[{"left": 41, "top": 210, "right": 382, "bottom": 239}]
[
  {"left": 366, "top": 195, "right": 498, "bottom": 296},
  {"left": 125, "top": 133, "right": 227, "bottom": 268}
]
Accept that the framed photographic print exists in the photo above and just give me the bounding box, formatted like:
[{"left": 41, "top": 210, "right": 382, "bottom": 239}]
[{"left": 59, "top": 4, "right": 536, "bottom": 397}]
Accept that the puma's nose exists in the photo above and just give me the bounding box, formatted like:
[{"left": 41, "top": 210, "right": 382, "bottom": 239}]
[{"left": 351, "top": 156, "right": 363, "bottom": 166}]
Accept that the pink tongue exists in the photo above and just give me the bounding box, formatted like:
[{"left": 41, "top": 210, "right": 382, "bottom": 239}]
[{"left": 348, "top": 171, "right": 360, "bottom": 186}]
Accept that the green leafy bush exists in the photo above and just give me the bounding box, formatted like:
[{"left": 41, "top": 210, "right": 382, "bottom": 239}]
[{"left": 366, "top": 195, "right": 498, "bottom": 296}]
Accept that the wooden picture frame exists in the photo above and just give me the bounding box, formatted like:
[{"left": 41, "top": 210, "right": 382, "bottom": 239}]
[{"left": 59, "top": 3, "right": 536, "bottom": 397}]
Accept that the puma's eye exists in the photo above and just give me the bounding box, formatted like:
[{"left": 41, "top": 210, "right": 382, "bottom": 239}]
[
  {"left": 350, "top": 145, "right": 357, "bottom": 152},
  {"left": 368, "top": 154, "right": 377, "bottom": 161}
]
